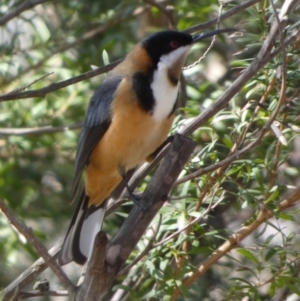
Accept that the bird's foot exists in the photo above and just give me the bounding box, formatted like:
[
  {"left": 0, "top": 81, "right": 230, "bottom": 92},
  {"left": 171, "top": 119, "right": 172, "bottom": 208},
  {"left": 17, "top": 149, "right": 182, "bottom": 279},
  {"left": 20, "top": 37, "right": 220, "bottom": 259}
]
[{"left": 127, "top": 190, "right": 146, "bottom": 210}]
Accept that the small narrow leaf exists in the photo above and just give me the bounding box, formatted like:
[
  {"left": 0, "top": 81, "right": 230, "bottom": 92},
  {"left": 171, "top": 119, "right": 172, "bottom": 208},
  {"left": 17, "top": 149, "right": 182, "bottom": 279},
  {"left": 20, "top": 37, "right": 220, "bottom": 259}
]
[
  {"left": 102, "top": 49, "right": 110, "bottom": 65},
  {"left": 236, "top": 248, "right": 259, "bottom": 265}
]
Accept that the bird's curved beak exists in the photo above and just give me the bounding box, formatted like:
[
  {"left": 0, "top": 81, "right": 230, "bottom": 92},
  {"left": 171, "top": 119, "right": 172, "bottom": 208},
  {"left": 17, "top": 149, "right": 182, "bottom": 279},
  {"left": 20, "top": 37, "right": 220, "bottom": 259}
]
[{"left": 192, "top": 28, "right": 237, "bottom": 44}]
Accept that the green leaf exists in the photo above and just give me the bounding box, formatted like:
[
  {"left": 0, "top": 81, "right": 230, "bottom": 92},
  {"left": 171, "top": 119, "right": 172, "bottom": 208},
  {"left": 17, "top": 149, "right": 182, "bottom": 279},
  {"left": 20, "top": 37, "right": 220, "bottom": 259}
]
[
  {"left": 102, "top": 49, "right": 110, "bottom": 65},
  {"left": 277, "top": 213, "right": 294, "bottom": 221},
  {"left": 265, "top": 247, "right": 279, "bottom": 261},
  {"left": 268, "top": 281, "right": 276, "bottom": 298},
  {"left": 175, "top": 279, "right": 189, "bottom": 297},
  {"left": 236, "top": 248, "right": 259, "bottom": 265},
  {"left": 278, "top": 276, "right": 300, "bottom": 296},
  {"left": 252, "top": 167, "right": 265, "bottom": 191}
]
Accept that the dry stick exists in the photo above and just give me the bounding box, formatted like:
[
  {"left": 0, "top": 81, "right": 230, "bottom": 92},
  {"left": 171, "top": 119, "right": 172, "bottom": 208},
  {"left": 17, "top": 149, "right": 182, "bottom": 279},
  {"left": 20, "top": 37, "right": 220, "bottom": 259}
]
[
  {"left": 0, "top": 0, "right": 51, "bottom": 26},
  {"left": 170, "top": 188, "right": 300, "bottom": 301},
  {"left": 0, "top": 200, "right": 75, "bottom": 297},
  {"left": 3, "top": 241, "right": 62, "bottom": 301},
  {"left": 0, "top": 0, "right": 260, "bottom": 102}
]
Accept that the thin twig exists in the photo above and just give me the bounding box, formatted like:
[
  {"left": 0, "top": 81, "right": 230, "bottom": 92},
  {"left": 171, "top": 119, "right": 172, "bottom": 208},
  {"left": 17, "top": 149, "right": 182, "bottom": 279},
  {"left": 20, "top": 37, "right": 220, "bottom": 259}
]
[
  {"left": 266, "top": 0, "right": 288, "bottom": 190},
  {"left": 153, "top": 195, "right": 224, "bottom": 248},
  {"left": 183, "top": 1, "right": 224, "bottom": 70},
  {"left": 0, "top": 200, "right": 75, "bottom": 296},
  {"left": 8, "top": 72, "right": 54, "bottom": 94},
  {"left": 182, "top": 0, "right": 261, "bottom": 34},
  {"left": 18, "top": 290, "right": 68, "bottom": 299},
  {"left": 0, "top": 123, "right": 82, "bottom": 136}
]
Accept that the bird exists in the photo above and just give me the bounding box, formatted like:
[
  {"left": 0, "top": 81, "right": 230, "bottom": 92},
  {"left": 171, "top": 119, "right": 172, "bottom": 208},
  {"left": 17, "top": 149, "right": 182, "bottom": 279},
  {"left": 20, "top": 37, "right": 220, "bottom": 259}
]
[{"left": 59, "top": 28, "right": 234, "bottom": 266}]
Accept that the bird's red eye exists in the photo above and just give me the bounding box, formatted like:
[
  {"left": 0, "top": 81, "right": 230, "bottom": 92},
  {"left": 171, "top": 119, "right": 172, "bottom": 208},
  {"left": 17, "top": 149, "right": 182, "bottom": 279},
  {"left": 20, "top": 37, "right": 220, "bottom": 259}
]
[{"left": 170, "top": 40, "right": 179, "bottom": 49}]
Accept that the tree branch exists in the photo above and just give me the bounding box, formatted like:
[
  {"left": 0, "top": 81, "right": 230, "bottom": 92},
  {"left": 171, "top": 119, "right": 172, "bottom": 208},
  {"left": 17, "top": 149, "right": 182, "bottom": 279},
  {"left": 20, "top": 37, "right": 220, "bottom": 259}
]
[
  {"left": 0, "top": 0, "right": 51, "bottom": 26},
  {"left": 0, "top": 60, "right": 121, "bottom": 102},
  {"left": 0, "top": 200, "right": 75, "bottom": 297}
]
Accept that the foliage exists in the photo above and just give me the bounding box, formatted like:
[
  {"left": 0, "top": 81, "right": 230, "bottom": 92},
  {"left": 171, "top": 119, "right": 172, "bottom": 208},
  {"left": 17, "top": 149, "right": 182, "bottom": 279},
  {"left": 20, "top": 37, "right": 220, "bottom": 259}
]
[{"left": 1, "top": 0, "right": 300, "bottom": 300}]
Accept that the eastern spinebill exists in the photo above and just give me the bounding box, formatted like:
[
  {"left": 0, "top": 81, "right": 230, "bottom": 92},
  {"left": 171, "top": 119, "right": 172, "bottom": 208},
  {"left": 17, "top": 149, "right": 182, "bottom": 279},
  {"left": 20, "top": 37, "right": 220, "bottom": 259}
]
[{"left": 59, "top": 28, "right": 234, "bottom": 265}]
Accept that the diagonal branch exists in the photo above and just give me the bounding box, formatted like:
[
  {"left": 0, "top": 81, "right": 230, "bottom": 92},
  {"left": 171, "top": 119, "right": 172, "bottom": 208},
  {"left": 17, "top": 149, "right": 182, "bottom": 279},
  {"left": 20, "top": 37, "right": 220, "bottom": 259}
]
[
  {"left": 0, "top": 0, "right": 51, "bottom": 26},
  {"left": 3, "top": 241, "right": 62, "bottom": 301},
  {"left": 0, "top": 200, "right": 75, "bottom": 297}
]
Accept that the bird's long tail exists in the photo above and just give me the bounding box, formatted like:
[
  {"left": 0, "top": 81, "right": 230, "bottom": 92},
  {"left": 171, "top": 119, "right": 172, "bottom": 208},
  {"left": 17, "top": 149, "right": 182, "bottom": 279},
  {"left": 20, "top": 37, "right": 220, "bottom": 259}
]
[{"left": 59, "top": 190, "right": 106, "bottom": 265}]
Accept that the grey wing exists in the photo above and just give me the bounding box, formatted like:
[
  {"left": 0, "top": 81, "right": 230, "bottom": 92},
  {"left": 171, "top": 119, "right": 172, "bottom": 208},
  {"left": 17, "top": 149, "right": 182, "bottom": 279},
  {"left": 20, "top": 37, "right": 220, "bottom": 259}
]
[{"left": 70, "top": 75, "right": 123, "bottom": 201}]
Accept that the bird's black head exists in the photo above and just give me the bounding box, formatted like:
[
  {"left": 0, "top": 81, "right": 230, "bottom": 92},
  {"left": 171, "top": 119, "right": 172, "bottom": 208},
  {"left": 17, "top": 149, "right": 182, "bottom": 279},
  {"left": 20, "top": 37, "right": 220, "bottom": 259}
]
[
  {"left": 141, "top": 31, "right": 193, "bottom": 65},
  {"left": 136, "top": 29, "right": 235, "bottom": 85},
  {"left": 140, "top": 29, "right": 236, "bottom": 67}
]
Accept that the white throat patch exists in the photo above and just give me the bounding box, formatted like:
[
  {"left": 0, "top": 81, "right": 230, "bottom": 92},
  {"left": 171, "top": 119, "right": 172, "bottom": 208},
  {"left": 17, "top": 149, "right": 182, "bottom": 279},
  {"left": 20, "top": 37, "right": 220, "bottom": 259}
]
[{"left": 151, "top": 46, "right": 190, "bottom": 121}]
